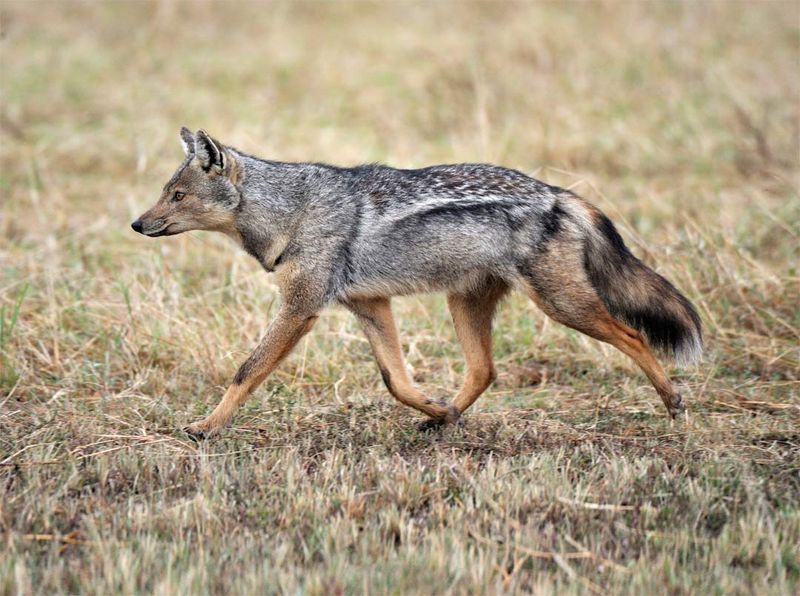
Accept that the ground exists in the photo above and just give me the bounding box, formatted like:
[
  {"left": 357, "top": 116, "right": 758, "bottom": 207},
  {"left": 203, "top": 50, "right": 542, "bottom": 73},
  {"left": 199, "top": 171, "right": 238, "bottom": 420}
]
[{"left": 1, "top": 1, "right": 798, "bottom": 594}]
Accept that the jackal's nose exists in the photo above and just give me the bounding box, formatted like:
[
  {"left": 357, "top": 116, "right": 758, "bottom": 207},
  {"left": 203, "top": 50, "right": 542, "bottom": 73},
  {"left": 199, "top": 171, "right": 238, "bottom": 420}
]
[{"left": 131, "top": 219, "right": 144, "bottom": 234}]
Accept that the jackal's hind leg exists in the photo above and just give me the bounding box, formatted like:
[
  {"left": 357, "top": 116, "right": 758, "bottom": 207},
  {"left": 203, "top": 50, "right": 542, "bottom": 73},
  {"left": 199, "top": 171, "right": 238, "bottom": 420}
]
[
  {"left": 447, "top": 279, "right": 509, "bottom": 415},
  {"left": 596, "top": 318, "right": 685, "bottom": 417},
  {"left": 346, "top": 297, "right": 460, "bottom": 425},
  {"left": 522, "top": 280, "right": 684, "bottom": 418}
]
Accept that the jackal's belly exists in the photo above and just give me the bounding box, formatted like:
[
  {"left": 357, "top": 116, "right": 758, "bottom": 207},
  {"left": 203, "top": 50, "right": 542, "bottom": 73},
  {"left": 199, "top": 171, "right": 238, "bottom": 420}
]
[{"left": 343, "top": 268, "right": 492, "bottom": 300}]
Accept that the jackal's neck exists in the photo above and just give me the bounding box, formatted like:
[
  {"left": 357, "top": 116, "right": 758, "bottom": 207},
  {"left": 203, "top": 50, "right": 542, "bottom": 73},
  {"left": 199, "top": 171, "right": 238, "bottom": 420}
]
[{"left": 227, "top": 152, "right": 312, "bottom": 271}]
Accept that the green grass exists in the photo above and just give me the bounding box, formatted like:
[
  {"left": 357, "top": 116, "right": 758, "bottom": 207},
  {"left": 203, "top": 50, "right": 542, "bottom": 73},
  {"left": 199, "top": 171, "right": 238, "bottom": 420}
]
[{"left": 1, "top": 1, "right": 799, "bottom": 593}]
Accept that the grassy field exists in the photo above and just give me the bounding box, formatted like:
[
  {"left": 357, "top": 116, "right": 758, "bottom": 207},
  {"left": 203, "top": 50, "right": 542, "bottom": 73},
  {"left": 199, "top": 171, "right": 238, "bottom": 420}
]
[{"left": 1, "top": 1, "right": 799, "bottom": 593}]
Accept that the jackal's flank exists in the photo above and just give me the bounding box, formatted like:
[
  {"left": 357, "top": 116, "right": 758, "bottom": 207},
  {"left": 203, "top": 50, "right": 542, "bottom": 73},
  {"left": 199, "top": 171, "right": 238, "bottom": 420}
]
[{"left": 132, "top": 128, "right": 702, "bottom": 439}]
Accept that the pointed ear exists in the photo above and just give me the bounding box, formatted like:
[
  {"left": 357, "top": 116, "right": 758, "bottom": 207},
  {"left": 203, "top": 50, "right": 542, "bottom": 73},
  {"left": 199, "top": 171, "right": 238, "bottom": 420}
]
[
  {"left": 179, "top": 127, "right": 195, "bottom": 156},
  {"left": 195, "top": 129, "right": 226, "bottom": 173}
]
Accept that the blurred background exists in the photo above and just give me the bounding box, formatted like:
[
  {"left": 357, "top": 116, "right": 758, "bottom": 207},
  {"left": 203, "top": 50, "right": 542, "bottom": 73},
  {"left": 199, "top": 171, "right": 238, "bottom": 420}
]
[{"left": 1, "top": 2, "right": 798, "bottom": 592}]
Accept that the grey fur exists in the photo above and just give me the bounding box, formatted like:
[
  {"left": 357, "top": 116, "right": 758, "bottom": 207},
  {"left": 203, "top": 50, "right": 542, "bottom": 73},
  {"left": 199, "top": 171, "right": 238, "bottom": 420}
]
[{"left": 229, "top": 158, "right": 563, "bottom": 304}]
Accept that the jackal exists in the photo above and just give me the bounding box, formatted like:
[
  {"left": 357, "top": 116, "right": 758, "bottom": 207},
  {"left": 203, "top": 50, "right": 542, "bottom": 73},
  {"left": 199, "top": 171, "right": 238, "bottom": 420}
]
[{"left": 132, "top": 128, "right": 702, "bottom": 439}]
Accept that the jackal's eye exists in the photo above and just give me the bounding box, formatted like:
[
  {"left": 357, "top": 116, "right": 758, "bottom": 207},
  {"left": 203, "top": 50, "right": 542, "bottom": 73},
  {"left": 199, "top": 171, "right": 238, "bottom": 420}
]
[{"left": 172, "top": 191, "right": 185, "bottom": 202}]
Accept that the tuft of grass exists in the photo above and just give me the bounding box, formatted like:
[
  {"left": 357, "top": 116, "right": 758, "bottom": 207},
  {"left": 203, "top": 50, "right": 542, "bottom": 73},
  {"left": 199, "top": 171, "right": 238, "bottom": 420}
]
[{"left": 1, "top": 1, "right": 799, "bottom": 593}]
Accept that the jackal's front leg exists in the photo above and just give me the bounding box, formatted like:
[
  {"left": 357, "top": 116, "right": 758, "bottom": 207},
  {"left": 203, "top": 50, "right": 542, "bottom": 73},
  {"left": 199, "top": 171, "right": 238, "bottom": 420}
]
[
  {"left": 346, "top": 297, "right": 460, "bottom": 425},
  {"left": 184, "top": 309, "right": 319, "bottom": 440}
]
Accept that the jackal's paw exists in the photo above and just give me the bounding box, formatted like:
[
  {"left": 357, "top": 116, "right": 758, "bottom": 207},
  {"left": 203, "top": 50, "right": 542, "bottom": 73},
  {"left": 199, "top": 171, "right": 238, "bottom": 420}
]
[
  {"left": 666, "top": 394, "right": 686, "bottom": 419},
  {"left": 183, "top": 419, "right": 222, "bottom": 442},
  {"left": 416, "top": 404, "right": 461, "bottom": 432}
]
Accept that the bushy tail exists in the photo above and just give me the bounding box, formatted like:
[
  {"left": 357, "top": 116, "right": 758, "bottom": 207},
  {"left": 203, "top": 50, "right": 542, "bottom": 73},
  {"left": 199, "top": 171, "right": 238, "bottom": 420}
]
[{"left": 581, "top": 211, "right": 703, "bottom": 365}]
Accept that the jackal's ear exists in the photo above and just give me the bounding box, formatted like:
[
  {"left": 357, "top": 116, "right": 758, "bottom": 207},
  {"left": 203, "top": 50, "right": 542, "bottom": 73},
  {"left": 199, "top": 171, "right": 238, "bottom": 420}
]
[
  {"left": 179, "top": 127, "right": 195, "bottom": 156},
  {"left": 195, "top": 129, "right": 226, "bottom": 173}
]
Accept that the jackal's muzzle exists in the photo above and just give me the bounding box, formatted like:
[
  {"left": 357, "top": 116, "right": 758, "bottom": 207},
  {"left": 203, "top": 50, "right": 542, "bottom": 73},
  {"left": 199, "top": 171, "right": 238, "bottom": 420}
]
[{"left": 130, "top": 218, "right": 177, "bottom": 237}]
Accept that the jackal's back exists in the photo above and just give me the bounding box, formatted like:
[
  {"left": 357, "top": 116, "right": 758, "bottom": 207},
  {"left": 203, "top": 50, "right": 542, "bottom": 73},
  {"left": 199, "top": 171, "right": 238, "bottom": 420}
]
[{"left": 342, "top": 164, "right": 563, "bottom": 297}]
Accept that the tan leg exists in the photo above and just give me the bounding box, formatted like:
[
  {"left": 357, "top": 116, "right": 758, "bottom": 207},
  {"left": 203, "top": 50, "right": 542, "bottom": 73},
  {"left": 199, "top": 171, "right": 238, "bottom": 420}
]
[
  {"left": 184, "top": 309, "right": 318, "bottom": 439},
  {"left": 591, "top": 317, "right": 685, "bottom": 417},
  {"left": 447, "top": 280, "right": 509, "bottom": 413},
  {"left": 524, "top": 285, "right": 684, "bottom": 417},
  {"left": 346, "top": 297, "right": 460, "bottom": 424}
]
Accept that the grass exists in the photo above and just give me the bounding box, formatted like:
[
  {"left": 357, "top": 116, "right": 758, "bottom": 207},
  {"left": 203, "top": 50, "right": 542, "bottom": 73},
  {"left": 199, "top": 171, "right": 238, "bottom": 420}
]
[{"left": 1, "top": 1, "right": 799, "bottom": 593}]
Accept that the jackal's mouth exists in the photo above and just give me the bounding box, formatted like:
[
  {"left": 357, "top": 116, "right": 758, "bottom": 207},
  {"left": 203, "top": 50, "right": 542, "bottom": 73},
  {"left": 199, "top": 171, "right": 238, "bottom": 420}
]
[{"left": 146, "top": 223, "right": 178, "bottom": 237}]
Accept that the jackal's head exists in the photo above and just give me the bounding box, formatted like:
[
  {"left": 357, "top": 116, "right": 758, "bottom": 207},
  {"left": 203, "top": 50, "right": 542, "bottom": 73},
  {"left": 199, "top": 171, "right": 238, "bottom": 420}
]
[{"left": 132, "top": 128, "right": 240, "bottom": 237}]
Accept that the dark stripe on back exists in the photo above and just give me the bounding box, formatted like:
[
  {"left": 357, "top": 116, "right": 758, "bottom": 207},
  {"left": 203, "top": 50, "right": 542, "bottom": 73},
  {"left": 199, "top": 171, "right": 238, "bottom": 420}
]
[
  {"left": 407, "top": 200, "right": 530, "bottom": 230},
  {"left": 539, "top": 202, "right": 566, "bottom": 243}
]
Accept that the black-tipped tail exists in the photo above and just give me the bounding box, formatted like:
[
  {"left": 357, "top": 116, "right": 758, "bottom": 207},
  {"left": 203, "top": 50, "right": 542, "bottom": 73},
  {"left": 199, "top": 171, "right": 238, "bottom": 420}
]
[{"left": 583, "top": 213, "right": 702, "bottom": 365}]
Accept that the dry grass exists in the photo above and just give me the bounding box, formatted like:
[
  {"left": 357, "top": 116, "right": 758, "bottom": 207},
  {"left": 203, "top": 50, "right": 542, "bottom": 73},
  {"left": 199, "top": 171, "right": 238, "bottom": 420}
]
[{"left": 1, "top": 1, "right": 799, "bottom": 594}]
